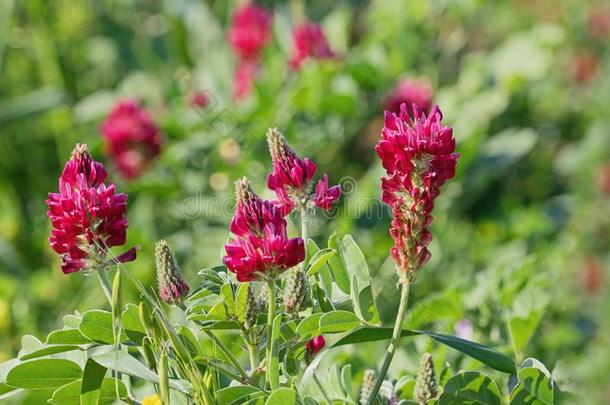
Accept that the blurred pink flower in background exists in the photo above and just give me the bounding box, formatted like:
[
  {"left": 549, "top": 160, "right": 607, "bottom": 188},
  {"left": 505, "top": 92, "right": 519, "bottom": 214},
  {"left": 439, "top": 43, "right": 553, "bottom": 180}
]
[
  {"left": 569, "top": 51, "right": 599, "bottom": 85},
  {"left": 228, "top": 3, "right": 272, "bottom": 99},
  {"left": 587, "top": 4, "right": 610, "bottom": 39},
  {"left": 385, "top": 78, "right": 433, "bottom": 116},
  {"left": 187, "top": 89, "right": 211, "bottom": 109},
  {"left": 289, "top": 23, "right": 335, "bottom": 70},
  {"left": 100, "top": 99, "right": 163, "bottom": 180}
]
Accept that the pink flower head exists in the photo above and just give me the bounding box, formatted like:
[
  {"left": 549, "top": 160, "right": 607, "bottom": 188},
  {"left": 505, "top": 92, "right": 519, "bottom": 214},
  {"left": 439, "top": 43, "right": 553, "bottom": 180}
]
[
  {"left": 228, "top": 3, "right": 273, "bottom": 61},
  {"left": 155, "top": 240, "right": 190, "bottom": 305},
  {"left": 266, "top": 128, "right": 340, "bottom": 213},
  {"left": 46, "top": 144, "right": 137, "bottom": 274},
  {"left": 289, "top": 23, "right": 335, "bottom": 70},
  {"left": 223, "top": 178, "right": 305, "bottom": 282},
  {"left": 306, "top": 335, "right": 325, "bottom": 357},
  {"left": 233, "top": 60, "right": 258, "bottom": 100},
  {"left": 187, "top": 89, "right": 211, "bottom": 109},
  {"left": 314, "top": 174, "right": 341, "bottom": 211},
  {"left": 100, "top": 99, "right": 163, "bottom": 179},
  {"left": 385, "top": 78, "right": 433, "bottom": 116},
  {"left": 376, "top": 104, "right": 459, "bottom": 277}
]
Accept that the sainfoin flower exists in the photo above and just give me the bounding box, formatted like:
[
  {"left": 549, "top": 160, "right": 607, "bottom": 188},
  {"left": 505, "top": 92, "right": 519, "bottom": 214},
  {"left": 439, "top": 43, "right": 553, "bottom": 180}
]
[
  {"left": 305, "top": 335, "right": 325, "bottom": 357},
  {"left": 228, "top": 3, "right": 273, "bottom": 61},
  {"left": 376, "top": 104, "right": 458, "bottom": 279},
  {"left": 155, "top": 240, "right": 190, "bottom": 305},
  {"left": 233, "top": 60, "right": 258, "bottom": 100},
  {"left": 100, "top": 99, "right": 163, "bottom": 179},
  {"left": 385, "top": 78, "right": 433, "bottom": 116},
  {"left": 46, "top": 144, "right": 137, "bottom": 274},
  {"left": 223, "top": 178, "right": 305, "bottom": 282},
  {"left": 289, "top": 23, "right": 335, "bottom": 70},
  {"left": 266, "top": 128, "right": 340, "bottom": 213}
]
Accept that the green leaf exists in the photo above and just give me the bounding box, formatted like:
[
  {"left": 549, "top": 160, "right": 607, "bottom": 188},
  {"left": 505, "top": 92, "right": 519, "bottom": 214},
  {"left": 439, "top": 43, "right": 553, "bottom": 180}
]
[
  {"left": 50, "top": 378, "right": 126, "bottom": 405},
  {"left": 121, "top": 304, "right": 147, "bottom": 345},
  {"left": 439, "top": 371, "right": 501, "bottom": 405},
  {"left": 79, "top": 311, "right": 115, "bottom": 344},
  {"left": 306, "top": 249, "right": 336, "bottom": 277},
  {"left": 331, "top": 327, "right": 516, "bottom": 374},
  {"left": 269, "top": 314, "right": 282, "bottom": 390},
  {"left": 265, "top": 387, "right": 297, "bottom": 405},
  {"left": 6, "top": 359, "right": 82, "bottom": 389},
  {"left": 296, "top": 313, "right": 323, "bottom": 341},
  {"left": 236, "top": 283, "right": 250, "bottom": 324},
  {"left": 80, "top": 359, "right": 107, "bottom": 405},
  {"left": 217, "top": 385, "right": 265, "bottom": 404},
  {"left": 206, "top": 302, "right": 229, "bottom": 321},
  {"left": 510, "top": 358, "right": 553, "bottom": 405},
  {"left": 19, "top": 345, "right": 82, "bottom": 361},
  {"left": 91, "top": 351, "right": 190, "bottom": 393},
  {"left": 337, "top": 235, "right": 380, "bottom": 324},
  {"left": 327, "top": 234, "right": 350, "bottom": 294},
  {"left": 47, "top": 329, "right": 91, "bottom": 345},
  {"left": 198, "top": 266, "right": 227, "bottom": 285},
  {"left": 319, "top": 311, "right": 361, "bottom": 334},
  {"left": 221, "top": 283, "right": 237, "bottom": 317}
]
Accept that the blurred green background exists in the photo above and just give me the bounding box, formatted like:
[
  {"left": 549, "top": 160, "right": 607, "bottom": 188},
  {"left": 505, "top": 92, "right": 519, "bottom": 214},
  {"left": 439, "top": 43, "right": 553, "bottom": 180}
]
[{"left": 1, "top": 0, "right": 609, "bottom": 402}]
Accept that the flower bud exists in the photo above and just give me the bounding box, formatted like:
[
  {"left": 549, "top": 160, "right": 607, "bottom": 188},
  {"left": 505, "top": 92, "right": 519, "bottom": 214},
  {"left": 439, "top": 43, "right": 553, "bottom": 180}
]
[
  {"left": 305, "top": 335, "right": 325, "bottom": 359},
  {"left": 283, "top": 268, "right": 308, "bottom": 314},
  {"left": 414, "top": 353, "right": 438, "bottom": 404},
  {"left": 155, "top": 240, "right": 190, "bottom": 305},
  {"left": 259, "top": 282, "right": 269, "bottom": 313},
  {"left": 243, "top": 283, "right": 259, "bottom": 329},
  {"left": 359, "top": 369, "right": 376, "bottom": 405}
]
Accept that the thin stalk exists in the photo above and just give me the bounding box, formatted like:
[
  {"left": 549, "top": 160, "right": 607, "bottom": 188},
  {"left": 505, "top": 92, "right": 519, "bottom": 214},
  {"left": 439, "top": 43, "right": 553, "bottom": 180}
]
[
  {"left": 203, "top": 330, "right": 249, "bottom": 382},
  {"left": 313, "top": 373, "right": 331, "bottom": 404},
  {"left": 300, "top": 206, "right": 309, "bottom": 251},
  {"left": 265, "top": 279, "right": 276, "bottom": 388},
  {"left": 96, "top": 270, "right": 113, "bottom": 305},
  {"left": 366, "top": 281, "right": 410, "bottom": 405},
  {"left": 247, "top": 342, "right": 258, "bottom": 375}
]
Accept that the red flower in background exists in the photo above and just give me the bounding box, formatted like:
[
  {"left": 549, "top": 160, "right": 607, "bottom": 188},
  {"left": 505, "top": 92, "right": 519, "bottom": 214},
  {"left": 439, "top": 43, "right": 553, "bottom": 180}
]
[
  {"left": 569, "top": 51, "right": 599, "bottom": 85},
  {"left": 46, "top": 144, "right": 137, "bottom": 274},
  {"left": 377, "top": 104, "right": 458, "bottom": 277},
  {"left": 228, "top": 3, "right": 272, "bottom": 99},
  {"left": 233, "top": 60, "right": 259, "bottom": 100},
  {"left": 587, "top": 4, "right": 610, "bottom": 39},
  {"left": 187, "top": 89, "right": 211, "bottom": 109},
  {"left": 223, "top": 178, "right": 305, "bottom": 282},
  {"left": 289, "top": 23, "right": 335, "bottom": 70},
  {"left": 100, "top": 99, "right": 163, "bottom": 179},
  {"left": 306, "top": 335, "right": 325, "bottom": 357},
  {"left": 228, "top": 3, "right": 273, "bottom": 61},
  {"left": 266, "top": 128, "right": 340, "bottom": 213},
  {"left": 385, "top": 78, "right": 433, "bottom": 116}
]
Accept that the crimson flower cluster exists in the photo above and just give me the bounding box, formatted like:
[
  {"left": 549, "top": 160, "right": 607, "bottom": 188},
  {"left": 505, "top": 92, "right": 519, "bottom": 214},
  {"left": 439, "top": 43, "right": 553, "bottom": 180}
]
[
  {"left": 289, "top": 23, "right": 335, "bottom": 70},
  {"left": 376, "top": 104, "right": 459, "bottom": 279},
  {"left": 47, "top": 144, "right": 137, "bottom": 274},
  {"left": 100, "top": 99, "right": 163, "bottom": 179},
  {"left": 266, "top": 128, "right": 340, "bottom": 214},
  {"left": 228, "top": 3, "right": 273, "bottom": 100},
  {"left": 223, "top": 178, "right": 305, "bottom": 282},
  {"left": 385, "top": 78, "right": 433, "bottom": 116}
]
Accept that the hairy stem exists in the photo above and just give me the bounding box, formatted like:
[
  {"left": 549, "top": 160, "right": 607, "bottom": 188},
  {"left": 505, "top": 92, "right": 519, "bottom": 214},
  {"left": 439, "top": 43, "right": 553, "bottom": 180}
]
[
  {"left": 248, "top": 342, "right": 258, "bottom": 375},
  {"left": 366, "top": 280, "right": 410, "bottom": 405},
  {"left": 265, "top": 279, "right": 276, "bottom": 389}
]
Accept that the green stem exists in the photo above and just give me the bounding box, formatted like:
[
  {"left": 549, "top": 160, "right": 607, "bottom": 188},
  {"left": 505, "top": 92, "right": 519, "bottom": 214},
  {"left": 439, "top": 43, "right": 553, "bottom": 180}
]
[
  {"left": 366, "top": 280, "right": 410, "bottom": 405},
  {"left": 96, "top": 270, "right": 113, "bottom": 305},
  {"left": 313, "top": 373, "right": 331, "bottom": 404},
  {"left": 265, "top": 279, "right": 276, "bottom": 389},
  {"left": 248, "top": 342, "right": 258, "bottom": 375},
  {"left": 300, "top": 206, "right": 308, "bottom": 251},
  {"left": 203, "top": 330, "right": 249, "bottom": 382}
]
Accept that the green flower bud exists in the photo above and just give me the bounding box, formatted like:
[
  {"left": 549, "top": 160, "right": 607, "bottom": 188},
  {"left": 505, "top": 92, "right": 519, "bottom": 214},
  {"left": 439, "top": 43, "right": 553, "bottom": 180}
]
[
  {"left": 415, "top": 352, "right": 438, "bottom": 404},
  {"left": 283, "top": 268, "right": 308, "bottom": 314},
  {"left": 243, "top": 283, "right": 259, "bottom": 329},
  {"left": 155, "top": 240, "right": 190, "bottom": 305}
]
